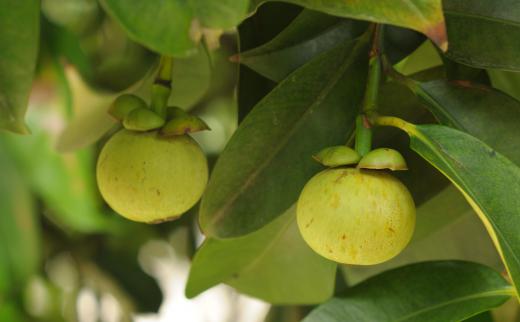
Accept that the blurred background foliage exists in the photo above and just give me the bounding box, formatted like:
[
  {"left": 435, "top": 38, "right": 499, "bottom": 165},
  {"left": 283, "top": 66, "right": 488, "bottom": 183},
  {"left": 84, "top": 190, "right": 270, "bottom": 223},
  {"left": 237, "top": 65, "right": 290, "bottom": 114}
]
[{"left": 1, "top": 0, "right": 520, "bottom": 321}]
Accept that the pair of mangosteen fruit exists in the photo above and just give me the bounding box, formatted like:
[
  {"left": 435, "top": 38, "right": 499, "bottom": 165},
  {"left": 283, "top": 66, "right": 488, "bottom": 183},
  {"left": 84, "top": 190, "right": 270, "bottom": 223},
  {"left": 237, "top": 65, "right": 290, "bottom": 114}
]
[{"left": 97, "top": 95, "right": 415, "bottom": 265}]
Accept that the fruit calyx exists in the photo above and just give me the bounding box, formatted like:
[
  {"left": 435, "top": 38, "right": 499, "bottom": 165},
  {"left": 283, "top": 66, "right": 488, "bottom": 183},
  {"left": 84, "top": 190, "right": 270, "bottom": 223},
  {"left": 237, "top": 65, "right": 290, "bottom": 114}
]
[
  {"left": 107, "top": 93, "right": 209, "bottom": 135},
  {"left": 357, "top": 147, "right": 408, "bottom": 171},
  {"left": 313, "top": 146, "right": 361, "bottom": 167},
  {"left": 313, "top": 145, "right": 407, "bottom": 171}
]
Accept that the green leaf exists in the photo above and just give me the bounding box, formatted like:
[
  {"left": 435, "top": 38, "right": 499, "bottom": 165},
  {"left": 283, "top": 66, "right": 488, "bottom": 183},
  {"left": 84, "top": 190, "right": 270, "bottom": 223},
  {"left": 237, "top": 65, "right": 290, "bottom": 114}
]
[
  {"left": 100, "top": 0, "right": 195, "bottom": 56},
  {"left": 100, "top": 0, "right": 249, "bottom": 57},
  {"left": 389, "top": 79, "right": 520, "bottom": 237},
  {"left": 237, "top": 2, "right": 301, "bottom": 120},
  {"left": 187, "top": 206, "right": 336, "bottom": 304},
  {"left": 379, "top": 118, "right": 520, "bottom": 298},
  {"left": 444, "top": 0, "right": 520, "bottom": 71},
  {"left": 0, "top": 144, "right": 40, "bottom": 296},
  {"left": 42, "top": 0, "right": 101, "bottom": 36},
  {"left": 276, "top": 0, "right": 447, "bottom": 50},
  {"left": 238, "top": 10, "right": 366, "bottom": 82},
  {"left": 303, "top": 261, "right": 512, "bottom": 322},
  {"left": 409, "top": 79, "right": 520, "bottom": 165},
  {"left": 394, "top": 41, "right": 442, "bottom": 76},
  {"left": 0, "top": 0, "right": 39, "bottom": 134},
  {"left": 488, "top": 69, "right": 520, "bottom": 102},
  {"left": 464, "top": 311, "right": 493, "bottom": 322},
  {"left": 188, "top": 0, "right": 250, "bottom": 29},
  {"left": 0, "top": 125, "right": 116, "bottom": 234},
  {"left": 200, "top": 35, "right": 369, "bottom": 238},
  {"left": 0, "top": 303, "right": 25, "bottom": 322}
]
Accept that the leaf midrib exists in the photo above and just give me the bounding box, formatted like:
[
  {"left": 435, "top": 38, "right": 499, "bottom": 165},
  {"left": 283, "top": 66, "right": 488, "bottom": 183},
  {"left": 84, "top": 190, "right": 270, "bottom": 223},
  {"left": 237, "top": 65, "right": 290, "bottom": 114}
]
[
  {"left": 242, "top": 20, "right": 348, "bottom": 59},
  {"left": 207, "top": 38, "right": 366, "bottom": 231},
  {"left": 393, "top": 288, "right": 513, "bottom": 322},
  {"left": 231, "top": 208, "right": 296, "bottom": 277},
  {"left": 411, "top": 127, "right": 520, "bottom": 293}
]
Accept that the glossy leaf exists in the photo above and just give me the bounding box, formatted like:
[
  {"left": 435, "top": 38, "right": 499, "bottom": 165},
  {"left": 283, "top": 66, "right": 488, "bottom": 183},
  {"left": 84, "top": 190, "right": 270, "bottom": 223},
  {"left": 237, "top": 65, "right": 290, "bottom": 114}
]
[
  {"left": 277, "top": 0, "right": 447, "bottom": 50},
  {"left": 187, "top": 206, "right": 336, "bottom": 304},
  {"left": 410, "top": 79, "right": 520, "bottom": 164},
  {"left": 0, "top": 0, "right": 39, "bottom": 134},
  {"left": 100, "top": 0, "right": 249, "bottom": 57},
  {"left": 444, "top": 0, "right": 520, "bottom": 71},
  {"left": 0, "top": 146, "right": 40, "bottom": 295},
  {"left": 304, "top": 261, "right": 512, "bottom": 322},
  {"left": 238, "top": 10, "right": 366, "bottom": 82},
  {"left": 379, "top": 118, "right": 520, "bottom": 298},
  {"left": 199, "top": 35, "right": 369, "bottom": 238},
  {"left": 386, "top": 77, "right": 520, "bottom": 239}
]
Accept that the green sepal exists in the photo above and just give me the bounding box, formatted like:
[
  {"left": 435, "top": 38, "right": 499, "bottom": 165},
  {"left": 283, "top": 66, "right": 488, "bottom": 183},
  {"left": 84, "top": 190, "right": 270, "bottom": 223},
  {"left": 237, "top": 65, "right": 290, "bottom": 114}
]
[
  {"left": 165, "top": 106, "right": 189, "bottom": 120},
  {"left": 312, "top": 146, "right": 361, "bottom": 167},
  {"left": 108, "top": 94, "right": 148, "bottom": 121},
  {"left": 160, "top": 114, "right": 210, "bottom": 136},
  {"left": 357, "top": 148, "right": 408, "bottom": 171},
  {"left": 122, "top": 107, "right": 165, "bottom": 131}
]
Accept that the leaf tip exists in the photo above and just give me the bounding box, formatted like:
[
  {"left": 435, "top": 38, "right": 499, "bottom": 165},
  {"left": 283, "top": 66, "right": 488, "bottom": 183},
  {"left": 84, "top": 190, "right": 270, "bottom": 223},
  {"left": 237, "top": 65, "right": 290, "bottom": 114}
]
[{"left": 426, "top": 21, "right": 448, "bottom": 52}]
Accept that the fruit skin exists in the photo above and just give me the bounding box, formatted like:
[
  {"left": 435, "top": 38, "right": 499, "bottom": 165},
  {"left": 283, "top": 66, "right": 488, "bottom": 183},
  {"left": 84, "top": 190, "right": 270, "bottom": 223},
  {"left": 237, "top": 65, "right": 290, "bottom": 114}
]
[
  {"left": 96, "top": 129, "right": 208, "bottom": 223},
  {"left": 296, "top": 168, "right": 415, "bottom": 265}
]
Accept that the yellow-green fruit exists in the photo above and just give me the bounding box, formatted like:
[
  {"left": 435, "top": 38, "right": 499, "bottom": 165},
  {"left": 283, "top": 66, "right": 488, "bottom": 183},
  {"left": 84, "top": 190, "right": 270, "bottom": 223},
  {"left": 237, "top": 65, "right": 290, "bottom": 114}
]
[
  {"left": 96, "top": 129, "right": 208, "bottom": 223},
  {"left": 297, "top": 168, "right": 415, "bottom": 265}
]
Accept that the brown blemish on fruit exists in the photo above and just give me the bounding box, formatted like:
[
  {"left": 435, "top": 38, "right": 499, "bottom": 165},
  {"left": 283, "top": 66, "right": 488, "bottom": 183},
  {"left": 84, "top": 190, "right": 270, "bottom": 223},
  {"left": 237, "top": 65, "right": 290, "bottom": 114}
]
[
  {"left": 156, "top": 189, "right": 161, "bottom": 196},
  {"left": 341, "top": 234, "right": 347, "bottom": 240},
  {"left": 334, "top": 170, "right": 349, "bottom": 184},
  {"left": 305, "top": 218, "right": 314, "bottom": 228}
]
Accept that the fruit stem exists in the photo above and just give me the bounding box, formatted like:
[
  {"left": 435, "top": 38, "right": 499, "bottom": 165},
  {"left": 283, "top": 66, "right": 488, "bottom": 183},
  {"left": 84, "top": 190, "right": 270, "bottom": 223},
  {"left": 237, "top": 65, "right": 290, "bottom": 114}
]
[
  {"left": 151, "top": 56, "right": 174, "bottom": 118},
  {"left": 355, "top": 24, "right": 383, "bottom": 156}
]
